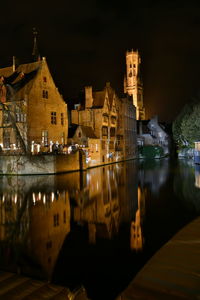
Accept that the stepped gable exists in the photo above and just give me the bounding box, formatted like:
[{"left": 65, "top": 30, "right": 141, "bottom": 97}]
[
  {"left": 106, "top": 83, "right": 115, "bottom": 107},
  {"left": 92, "top": 90, "right": 105, "bottom": 108},
  {"left": 91, "top": 83, "right": 115, "bottom": 109}
]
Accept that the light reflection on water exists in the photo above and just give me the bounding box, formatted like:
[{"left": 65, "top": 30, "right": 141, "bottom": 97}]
[{"left": 0, "top": 159, "right": 199, "bottom": 299}]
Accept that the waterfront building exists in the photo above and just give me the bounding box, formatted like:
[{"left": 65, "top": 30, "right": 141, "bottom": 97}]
[
  {"left": 124, "top": 49, "right": 145, "bottom": 120},
  {"left": 120, "top": 96, "right": 137, "bottom": 160},
  {"left": 70, "top": 82, "right": 137, "bottom": 166},
  {"left": 0, "top": 58, "right": 68, "bottom": 153},
  {"left": 68, "top": 124, "right": 101, "bottom": 164},
  {"left": 137, "top": 116, "right": 170, "bottom": 155}
]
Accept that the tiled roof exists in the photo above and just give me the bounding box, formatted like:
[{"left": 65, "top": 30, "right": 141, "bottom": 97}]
[
  {"left": 80, "top": 125, "right": 97, "bottom": 138},
  {"left": 92, "top": 84, "right": 116, "bottom": 109},
  {"left": 68, "top": 124, "right": 97, "bottom": 139},
  {"left": 0, "top": 61, "right": 42, "bottom": 101}
]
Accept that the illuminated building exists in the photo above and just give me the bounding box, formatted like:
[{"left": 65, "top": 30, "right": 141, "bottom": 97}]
[
  {"left": 124, "top": 50, "right": 145, "bottom": 120},
  {"left": 0, "top": 31, "right": 68, "bottom": 153},
  {"left": 71, "top": 82, "right": 137, "bottom": 165}
]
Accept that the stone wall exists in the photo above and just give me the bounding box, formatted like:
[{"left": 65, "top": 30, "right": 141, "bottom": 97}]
[{"left": 0, "top": 151, "right": 82, "bottom": 175}]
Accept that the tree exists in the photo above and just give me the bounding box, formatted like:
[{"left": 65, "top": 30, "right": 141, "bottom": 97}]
[
  {"left": 181, "top": 103, "right": 200, "bottom": 146},
  {"left": 173, "top": 99, "right": 200, "bottom": 147}
]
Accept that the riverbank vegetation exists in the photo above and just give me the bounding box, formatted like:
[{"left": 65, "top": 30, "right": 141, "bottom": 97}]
[{"left": 172, "top": 99, "right": 200, "bottom": 150}]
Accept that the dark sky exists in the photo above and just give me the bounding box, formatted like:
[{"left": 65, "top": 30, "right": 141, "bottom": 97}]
[{"left": 1, "top": 0, "right": 200, "bottom": 122}]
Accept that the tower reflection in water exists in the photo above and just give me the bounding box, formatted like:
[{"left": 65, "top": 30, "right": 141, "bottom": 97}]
[{"left": 130, "top": 186, "right": 145, "bottom": 252}]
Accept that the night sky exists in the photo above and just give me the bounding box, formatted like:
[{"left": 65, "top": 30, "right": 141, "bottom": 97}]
[{"left": 1, "top": 0, "right": 200, "bottom": 122}]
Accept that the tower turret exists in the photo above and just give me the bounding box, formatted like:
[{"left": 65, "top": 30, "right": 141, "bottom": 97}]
[{"left": 124, "top": 49, "right": 145, "bottom": 120}]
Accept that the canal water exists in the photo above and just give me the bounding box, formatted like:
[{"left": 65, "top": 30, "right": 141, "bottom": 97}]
[{"left": 0, "top": 158, "right": 200, "bottom": 299}]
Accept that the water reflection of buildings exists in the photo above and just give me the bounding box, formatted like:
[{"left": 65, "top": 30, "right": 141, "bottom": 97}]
[
  {"left": 0, "top": 176, "right": 70, "bottom": 280},
  {"left": 72, "top": 162, "right": 140, "bottom": 249},
  {"left": 138, "top": 159, "right": 169, "bottom": 195},
  {"left": 130, "top": 186, "right": 145, "bottom": 252},
  {"left": 73, "top": 166, "right": 120, "bottom": 243}
]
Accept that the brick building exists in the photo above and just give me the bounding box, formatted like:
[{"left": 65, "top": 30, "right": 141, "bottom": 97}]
[
  {"left": 70, "top": 82, "right": 137, "bottom": 165},
  {"left": 0, "top": 57, "right": 68, "bottom": 153}
]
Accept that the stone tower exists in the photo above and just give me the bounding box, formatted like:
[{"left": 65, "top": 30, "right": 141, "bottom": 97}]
[{"left": 124, "top": 50, "right": 145, "bottom": 120}]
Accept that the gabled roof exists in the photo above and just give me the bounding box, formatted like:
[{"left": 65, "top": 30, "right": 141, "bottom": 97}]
[
  {"left": 68, "top": 124, "right": 97, "bottom": 139},
  {"left": 106, "top": 85, "right": 115, "bottom": 107},
  {"left": 92, "top": 83, "right": 116, "bottom": 109},
  {"left": 0, "top": 61, "right": 42, "bottom": 101},
  {"left": 80, "top": 125, "right": 97, "bottom": 138}
]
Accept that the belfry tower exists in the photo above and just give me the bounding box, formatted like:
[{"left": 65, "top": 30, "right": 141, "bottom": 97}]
[{"left": 124, "top": 50, "right": 145, "bottom": 120}]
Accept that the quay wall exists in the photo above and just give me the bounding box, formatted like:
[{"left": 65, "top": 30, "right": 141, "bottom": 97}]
[
  {"left": 0, "top": 150, "right": 135, "bottom": 175},
  {"left": 0, "top": 151, "right": 82, "bottom": 175}
]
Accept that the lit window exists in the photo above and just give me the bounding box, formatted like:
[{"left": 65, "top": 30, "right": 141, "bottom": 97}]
[
  {"left": 103, "top": 114, "right": 108, "bottom": 122},
  {"left": 111, "top": 116, "right": 116, "bottom": 124},
  {"left": 42, "top": 130, "right": 48, "bottom": 146},
  {"left": 110, "top": 127, "right": 115, "bottom": 137},
  {"left": 102, "top": 126, "right": 108, "bottom": 136},
  {"left": 61, "top": 132, "right": 65, "bottom": 144},
  {"left": 51, "top": 112, "right": 57, "bottom": 124}
]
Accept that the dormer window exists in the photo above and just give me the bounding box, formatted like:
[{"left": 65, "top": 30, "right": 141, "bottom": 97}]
[{"left": 103, "top": 114, "right": 108, "bottom": 123}]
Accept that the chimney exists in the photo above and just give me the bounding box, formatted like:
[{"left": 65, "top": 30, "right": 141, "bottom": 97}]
[{"left": 85, "top": 86, "right": 93, "bottom": 108}]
